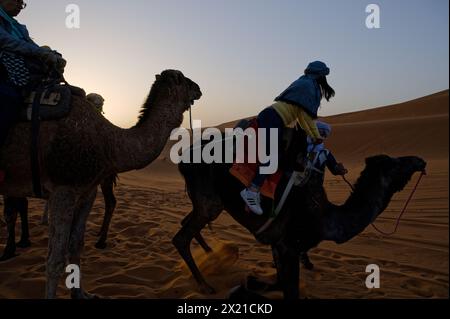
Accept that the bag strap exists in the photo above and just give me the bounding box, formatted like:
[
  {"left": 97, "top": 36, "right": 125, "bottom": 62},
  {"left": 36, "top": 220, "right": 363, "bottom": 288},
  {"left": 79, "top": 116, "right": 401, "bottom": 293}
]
[{"left": 30, "top": 86, "right": 43, "bottom": 198}]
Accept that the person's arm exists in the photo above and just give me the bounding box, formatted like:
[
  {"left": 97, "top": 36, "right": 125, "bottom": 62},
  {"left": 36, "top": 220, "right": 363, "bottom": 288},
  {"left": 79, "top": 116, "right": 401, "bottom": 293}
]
[
  {"left": 326, "top": 151, "right": 348, "bottom": 175},
  {"left": 0, "top": 24, "right": 66, "bottom": 73},
  {"left": 0, "top": 25, "right": 43, "bottom": 57},
  {"left": 297, "top": 109, "right": 322, "bottom": 140}
]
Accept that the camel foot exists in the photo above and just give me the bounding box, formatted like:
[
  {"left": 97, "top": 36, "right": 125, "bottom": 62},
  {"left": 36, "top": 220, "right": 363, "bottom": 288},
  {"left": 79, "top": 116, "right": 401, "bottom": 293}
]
[
  {"left": 228, "top": 285, "right": 268, "bottom": 300},
  {"left": 246, "top": 275, "right": 281, "bottom": 292},
  {"left": 0, "top": 251, "right": 18, "bottom": 262},
  {"left": 95, "top": 241, "right": 107, "bottom": 250},
  {"left": 16, "top": 239, "right": 31, "bottom": 248},
  {"left": 302, "top": 260, "right": 314, "bottom": 270},
  {"left": 300, "top": 253, "right": 314, "bottom": 270},
  {"left": 41, "top": 213, "right": 49, "bottom": 226},
  {"left": 198, "top": 282, "right": 216, "bottom": 295},
  {"left": 71, "top": 289, "right": 100, "bottom": 299}
]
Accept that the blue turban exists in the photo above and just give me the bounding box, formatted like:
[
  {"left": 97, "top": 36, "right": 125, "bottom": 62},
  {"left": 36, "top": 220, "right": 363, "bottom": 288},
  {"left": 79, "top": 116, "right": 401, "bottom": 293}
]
[
  {"left": 305, "top": 61, "right": 330, "bottom": 77},
  {"left": 316, "top": 121, "right": 331, "bottom": 138}
]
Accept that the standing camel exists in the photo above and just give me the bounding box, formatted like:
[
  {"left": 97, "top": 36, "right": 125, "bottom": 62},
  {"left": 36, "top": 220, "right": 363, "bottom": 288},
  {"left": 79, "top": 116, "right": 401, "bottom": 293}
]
[
  {"left": 0, "top": 69, "right": 202, "bottom": 298},
  {"left": 1, "top": 94, "right": 120, "bottom": 261},
  {"left": 173, "top": 129, "right": 426, "bottom": 299},
  {"left": 0, "top": 173, "right": 117, "bottom": 262},
  {"left": 0, "top": 196, "right": 30, "bottom": 261}
]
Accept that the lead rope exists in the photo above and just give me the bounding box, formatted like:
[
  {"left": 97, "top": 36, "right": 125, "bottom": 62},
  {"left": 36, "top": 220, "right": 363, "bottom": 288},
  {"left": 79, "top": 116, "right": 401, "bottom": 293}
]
[
  {"left": 342, "top": 172, "right": 425, "bottom": 236},
  {"left": 189, "top": 107, "right": 193, "bottom": 132},
  {"left": 184, "top": 107, "right": 194, "bottom": 199}
]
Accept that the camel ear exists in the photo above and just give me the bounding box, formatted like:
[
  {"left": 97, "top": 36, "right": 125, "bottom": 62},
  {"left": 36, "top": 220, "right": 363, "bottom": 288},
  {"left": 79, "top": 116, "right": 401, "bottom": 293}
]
[{"left": 155, "top": 74, "right": 161, "bottom": 81}]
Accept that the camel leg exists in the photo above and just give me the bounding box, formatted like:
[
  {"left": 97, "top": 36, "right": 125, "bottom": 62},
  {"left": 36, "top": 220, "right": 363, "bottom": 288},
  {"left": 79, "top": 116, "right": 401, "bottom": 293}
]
[
  {"left": 17, "top": 197, "right": 31, "bottom": 248},
  {"left": 272, "top": 241, "right": 300, "bottom": 299},
  {"left": 300, "top": 251, "right": 314, "bottom": 270},
  {"left": 69, "top": 188, "right": 98, "bottom": 299},
  {"left": 244, "top": 245, "right": 283, "bottom": 292},
  {"left": 181, "top": 212, "right": 212, "bottom": 253},
  {"left": 0, "top": 197, "right": 18, "bottom": 261},
  {"left": 41, "top": 202, "right": 49, "bottom": 226},
  {"left": 95, "top": 177, "right": 116, "bottom": 249},
  {"left": 173, "top": 212, "right": 216, "bottom": 294},
  {"left": 46, "top": 188, "right": 76, "bottom": 299}
]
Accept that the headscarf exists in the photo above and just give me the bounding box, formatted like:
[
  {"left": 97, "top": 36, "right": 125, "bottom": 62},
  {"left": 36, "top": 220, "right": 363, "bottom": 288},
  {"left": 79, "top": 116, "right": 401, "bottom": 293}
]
[{"left": 0, "top": 6, "right": 26, "bottom": 40}]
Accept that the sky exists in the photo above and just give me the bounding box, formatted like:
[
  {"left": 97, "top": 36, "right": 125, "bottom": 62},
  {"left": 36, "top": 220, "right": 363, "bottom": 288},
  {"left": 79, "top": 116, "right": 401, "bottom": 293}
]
[{"left": 18, "top": 0, "right": 449, "bottom": 128}]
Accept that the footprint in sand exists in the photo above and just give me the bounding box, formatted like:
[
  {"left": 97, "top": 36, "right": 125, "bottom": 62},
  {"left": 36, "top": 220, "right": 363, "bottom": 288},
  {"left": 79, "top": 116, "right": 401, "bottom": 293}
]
[{"left": 401, "top": 278, "right": 435, "bottom": 298}]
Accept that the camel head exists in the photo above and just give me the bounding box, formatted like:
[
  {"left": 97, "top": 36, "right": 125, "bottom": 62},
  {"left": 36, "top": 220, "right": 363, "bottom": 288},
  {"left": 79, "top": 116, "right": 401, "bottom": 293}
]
[
  {"left": 312, "top": 154, "right": 426, "bottom": 246},
  {"left": 154, "top": 69, "right": 202, "bottom": 111},
  {"left": 328, "top": 154, "right": 428, "bottom": 242},
  {"left": 135, "top": 70, "right": 202, "bottom": 128},
  {"left": 364, "top": 154, "right": 426, "bottom": 194}
]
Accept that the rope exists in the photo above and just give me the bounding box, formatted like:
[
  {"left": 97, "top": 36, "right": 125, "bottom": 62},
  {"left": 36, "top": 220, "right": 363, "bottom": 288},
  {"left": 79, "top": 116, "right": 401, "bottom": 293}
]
[
  {"left": 342, "top": 175, "right": 355, "bottom": 191},
  {"left": 342, "top": 171, "right": 425, "bottom": 236},
  {"left": 189, "top": 107, "right": 193, "bottom": 132}
]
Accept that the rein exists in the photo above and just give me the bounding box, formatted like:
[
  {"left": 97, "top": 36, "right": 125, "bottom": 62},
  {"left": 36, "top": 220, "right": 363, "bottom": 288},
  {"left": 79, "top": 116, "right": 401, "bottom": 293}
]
[
  {"left": 342, "top": 171, "right": 426, "bottom": 236},
  {"left": 189, "top": 107, "right": 193, "bottom": 132}
]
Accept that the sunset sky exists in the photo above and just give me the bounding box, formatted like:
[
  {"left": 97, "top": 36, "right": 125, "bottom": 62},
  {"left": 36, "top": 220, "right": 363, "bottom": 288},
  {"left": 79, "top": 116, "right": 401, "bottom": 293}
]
[{"left": 19, "top": 0, "right": 449, "bottom": 128}]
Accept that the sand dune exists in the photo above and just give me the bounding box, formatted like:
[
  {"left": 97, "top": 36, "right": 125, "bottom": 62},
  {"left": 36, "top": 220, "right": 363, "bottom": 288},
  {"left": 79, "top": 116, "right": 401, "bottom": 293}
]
[{"left": 0, "top": 90, "right": 448, "bottom": 299}]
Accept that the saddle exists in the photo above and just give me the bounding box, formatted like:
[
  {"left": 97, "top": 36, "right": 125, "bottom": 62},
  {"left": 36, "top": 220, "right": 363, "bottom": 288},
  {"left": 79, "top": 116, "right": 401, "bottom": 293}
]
[
  {"left": 17, "top": 79, "right": 86, "bottom": 198},
  {"left": 19, "top": 83, "right": 86, "bottom": 122},
  {"left": 229, "top": 118, "right": 299, "bottom": 199}
]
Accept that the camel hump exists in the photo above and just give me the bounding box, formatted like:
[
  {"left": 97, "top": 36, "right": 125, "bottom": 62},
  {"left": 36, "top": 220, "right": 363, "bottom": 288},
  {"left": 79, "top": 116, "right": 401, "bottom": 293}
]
[{"left": 68, "top": 85, "right": 86, "bottom": 98}]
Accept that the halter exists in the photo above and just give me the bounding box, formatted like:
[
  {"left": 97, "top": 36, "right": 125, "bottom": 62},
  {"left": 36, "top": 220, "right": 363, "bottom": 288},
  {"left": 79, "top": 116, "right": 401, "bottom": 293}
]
[{"left": 342, "top": 171, "right": 426, "bottom": 236}]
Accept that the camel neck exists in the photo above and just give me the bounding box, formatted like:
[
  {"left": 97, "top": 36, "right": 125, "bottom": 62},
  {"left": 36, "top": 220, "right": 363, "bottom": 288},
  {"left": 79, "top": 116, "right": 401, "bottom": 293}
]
[
  {"left": 111, "top": 100, "right": 184, "bottom": 173},
  {"left": 322, "top": 177, "right": 394, "bottom": 244}
]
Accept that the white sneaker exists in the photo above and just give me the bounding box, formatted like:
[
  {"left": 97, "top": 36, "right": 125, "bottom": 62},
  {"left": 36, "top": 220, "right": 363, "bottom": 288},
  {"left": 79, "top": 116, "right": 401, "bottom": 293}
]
[{"left": 240, "top": 188, "right": 264, "bottom": 215}]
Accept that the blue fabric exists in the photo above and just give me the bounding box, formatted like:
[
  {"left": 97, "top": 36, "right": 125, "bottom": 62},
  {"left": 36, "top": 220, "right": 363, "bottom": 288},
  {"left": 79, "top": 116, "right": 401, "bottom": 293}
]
[
  {"left": 0, "top": 82, "right": 20, "bottom": 97},
  {"left": 305, "top": 61, "right": 330, "bottom": 76},
  {"left": 275, "top": 74, "right": 322, "bottom": 118},
  {"left": 252, "top": 107, "right": 285, "bottom": 188},
  {"left": 0, "top": 13, "right": 41, "bottom": 57},
  {"left": 0, "top": 7, "right": 27, "bottom": 40},
  {"left": 317, "top": 150, "right": 339, "bottom": 185},
  {"left": 316, "top": 121, "right": 331, "bottom": 138}
]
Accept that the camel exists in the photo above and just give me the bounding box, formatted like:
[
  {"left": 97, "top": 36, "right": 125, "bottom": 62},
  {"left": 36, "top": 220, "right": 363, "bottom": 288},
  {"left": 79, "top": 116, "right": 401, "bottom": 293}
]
[
  {"left": 0, "top": 174, "right": 116, "bottom": 261},
  {"left": 173, "top": 127, "right": 426, "bottom": 299},
  {"left": 1, "top": 93, "right": 118, "bottom": 257},
  {"left": 41, "top": 174, "right": 118, "bottom": 249},
  {"left": 0, "top": 197, "right": 30, "bottom": 261},
  {"left": 0, "top": 69, "right": 202, "bottom": 298}
]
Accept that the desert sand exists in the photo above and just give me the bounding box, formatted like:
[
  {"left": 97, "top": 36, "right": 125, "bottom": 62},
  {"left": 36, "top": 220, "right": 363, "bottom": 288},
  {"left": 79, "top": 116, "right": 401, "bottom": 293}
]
[{"left": 0, "top": 90, "right": 448, "bottom": 299}]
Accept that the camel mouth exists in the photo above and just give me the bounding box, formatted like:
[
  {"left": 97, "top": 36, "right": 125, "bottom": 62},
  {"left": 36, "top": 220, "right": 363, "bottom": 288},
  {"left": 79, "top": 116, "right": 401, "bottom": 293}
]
[
  {"left": 189, "top": 91, "right": 202, "bottom": 106},
  {"left": 417, "top": 160, "right": 427, "bottom": 175},
  {"left": 398, "top": 156, "right": 427, "bottom": 175},
  {"left": 416, "top": 159, "right": 427, "bottom": 174}
]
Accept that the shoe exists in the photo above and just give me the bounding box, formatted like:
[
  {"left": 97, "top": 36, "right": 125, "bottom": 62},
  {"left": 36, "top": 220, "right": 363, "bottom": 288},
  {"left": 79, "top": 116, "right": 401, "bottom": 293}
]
[
  {"left": 0, "top": 170, "right": 5, "bottom": 184},
  {"left": 240, "top": 188, "right": 264, "bottom": 215}
]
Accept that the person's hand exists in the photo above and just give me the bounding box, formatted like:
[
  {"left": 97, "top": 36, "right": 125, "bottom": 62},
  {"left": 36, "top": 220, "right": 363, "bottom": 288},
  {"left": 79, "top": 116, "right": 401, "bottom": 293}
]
[
  {"left": 335, "top": 163, "right": 348, "bottom": 175},
  {"left": 313, "top": 138, "right": 324, "bottom": 145},
  {"left": 39, "top": 49, "right": 58, "bottom": 66},
  {"left": 55, "top": 55, "right": 67, "bottom": 74},
  {"left": 39, "top": 48, "right": 66, "bottom": 73}
]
